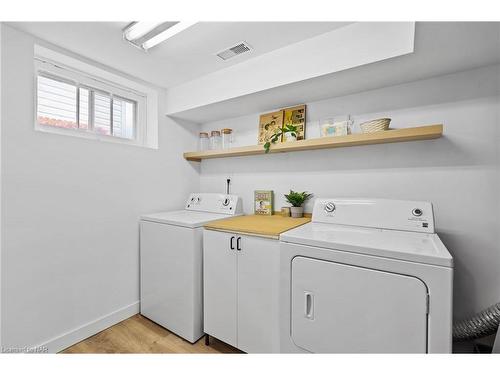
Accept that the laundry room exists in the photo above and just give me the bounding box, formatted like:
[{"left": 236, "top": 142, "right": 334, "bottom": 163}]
[{"left": 1, "top": 1, "right": 500, "bottom": 373}]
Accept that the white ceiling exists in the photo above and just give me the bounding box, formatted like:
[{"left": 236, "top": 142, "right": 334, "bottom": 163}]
[
  {"left": 167, "top": 22, "right": 500, "bottom": 123},
  {"left": 9, "top": 21, "right": 350, "bottom": 88}
]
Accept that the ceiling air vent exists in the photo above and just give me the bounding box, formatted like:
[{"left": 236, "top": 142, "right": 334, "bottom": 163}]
[{"left": 216, "top": 42, "right": 252, "bottom": 61}]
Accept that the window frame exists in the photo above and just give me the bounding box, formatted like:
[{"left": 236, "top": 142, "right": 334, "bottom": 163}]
[{"left": 34, "top": 52, "right": 153, "bottom": 148}]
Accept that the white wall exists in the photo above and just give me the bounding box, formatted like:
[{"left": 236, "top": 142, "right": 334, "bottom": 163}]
[
  {"left": 0, "top": 25, "right": 199, "bottom": 352},
  {"left": 199, "top": 64, "right": 500, "bottom": 321}
]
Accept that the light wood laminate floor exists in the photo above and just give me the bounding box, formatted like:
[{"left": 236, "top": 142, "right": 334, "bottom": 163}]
[{"left": 61, "top": 314, "right": 241, "bottom": 354}]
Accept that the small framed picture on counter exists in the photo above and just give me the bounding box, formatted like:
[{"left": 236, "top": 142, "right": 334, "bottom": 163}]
[{"left": 254, "top": 190, "right": 274, "bottom": 216}]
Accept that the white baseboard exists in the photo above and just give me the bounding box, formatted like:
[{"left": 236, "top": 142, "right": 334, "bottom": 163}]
[{"left": 39, "top": 301, "right": 140, "bottom": 353}]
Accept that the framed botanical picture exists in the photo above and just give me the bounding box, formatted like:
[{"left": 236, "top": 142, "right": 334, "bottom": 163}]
[
  {"left": 282, "top": 104, "right": 306, "bottom": 141},
  {"left": 254, "top": 190, "right": 274, "bottom": 216},
  {"left": 258, "top": 111, "right": 284, "bottom": 145}
]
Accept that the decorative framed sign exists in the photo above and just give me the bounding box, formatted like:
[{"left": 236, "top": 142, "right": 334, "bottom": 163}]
[
  {"left": 258, "top": 111, "right": 284, "bottom": 145},
  {"left": 282, "top": 104, "right": 306, "bottom": 141}
]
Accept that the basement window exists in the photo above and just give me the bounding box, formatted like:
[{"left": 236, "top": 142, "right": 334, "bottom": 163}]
[
  {"left": 37, "top": 73, "right": 137, "bottom": 140},
  {"left": 34, "top": 45, "right": 158, "bottom": 148}
]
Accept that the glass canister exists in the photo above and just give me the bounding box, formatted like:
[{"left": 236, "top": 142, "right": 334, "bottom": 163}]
[
  {"left": 198, "top": 132, "right": 209, "bottom": 151},
  {"left": 221, "top": 128, "right": 233, "bottom": 149},
  {"left": 210, "top": 130, "right": 222, "bottom": 150}
]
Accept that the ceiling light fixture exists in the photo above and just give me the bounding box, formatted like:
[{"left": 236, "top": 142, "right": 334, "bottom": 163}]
[
  {"left": 141, "top": 21, "right": 197, "bottom": 50},
  {"left": 123, "top": 22, "right": 164, "bottom": 41},
  {"left": 123, "top": 21, "right": 197, "bottom": 51}
]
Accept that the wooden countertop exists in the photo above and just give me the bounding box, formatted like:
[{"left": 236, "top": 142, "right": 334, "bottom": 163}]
[{"left": 204, "top": 214, "right": 311, "bottom": 239}]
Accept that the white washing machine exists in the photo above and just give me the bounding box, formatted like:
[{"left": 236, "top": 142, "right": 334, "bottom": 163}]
[
  {"left": 279, "top": 198, "right": 453, "bottom": 353},
  {"left": 140, "top": 193, "right": 242, "bottom": 343}
]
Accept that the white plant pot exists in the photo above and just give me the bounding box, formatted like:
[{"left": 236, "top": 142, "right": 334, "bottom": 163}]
[{"left": 290, "top": 206, "right": 304, "bottom": 218}]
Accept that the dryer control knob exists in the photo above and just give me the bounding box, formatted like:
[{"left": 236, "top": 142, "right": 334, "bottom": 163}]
[
  {"left": 412, "top": 208, "right": 423, "bottom": 217},
  {"left": 223, "top": 198, "right": 230, "bottom": 206},
  {"left": 324, "top": 202, "right": 336, "bottom": 213}
]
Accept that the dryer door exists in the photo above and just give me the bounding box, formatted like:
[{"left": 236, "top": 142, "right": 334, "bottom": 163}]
[{"left": 291, "top": 256, "right": 428, "bottom": 353}]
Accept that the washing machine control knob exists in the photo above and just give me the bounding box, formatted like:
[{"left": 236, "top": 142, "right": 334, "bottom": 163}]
[
  {"left": 324, "top": 202, "right": 336, "bottom": 213},
  {"left": 222, "top": 197, "right": 230, "bottom": 206}
]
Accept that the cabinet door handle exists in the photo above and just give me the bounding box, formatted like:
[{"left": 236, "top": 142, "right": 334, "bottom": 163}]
[
  {"left": 236, "top": 237, "right": 242, "bottom": 251},
  {"left": 230, "top": 236, "right": 235, "bottom": 250}
]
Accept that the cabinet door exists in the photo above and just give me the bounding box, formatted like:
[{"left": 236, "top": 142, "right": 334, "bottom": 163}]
[
  {"left": 237, "top": 235, "right": 280, "bottom": 353},
  {"left": 203, "top": 230, "right": 238, "bottom": 347}
]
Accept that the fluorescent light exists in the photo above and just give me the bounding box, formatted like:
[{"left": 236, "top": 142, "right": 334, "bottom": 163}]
[
  {"left": 124, "top": 22, "right": 164, "bottom": 41},
  {"left": 141, "top": 22, "right": 197, "bottom": 50}
]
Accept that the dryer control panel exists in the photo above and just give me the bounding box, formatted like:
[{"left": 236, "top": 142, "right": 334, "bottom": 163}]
[
  {"left": 185, "top": 193, "right": 242, "bottom": 215},
  {"left": 312, "top": 198, "right": 435, "bottom": 233}
]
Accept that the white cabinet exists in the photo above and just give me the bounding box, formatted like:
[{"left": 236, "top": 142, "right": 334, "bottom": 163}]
[
  {"left": 203, "top": 230, "right": 280, "bottom": 353},
  {"left": 203, "top": 230, "right": 238, "bottom": 347},
  {"left": 237, "top": 234, "right": 280, "bottom": 353}
]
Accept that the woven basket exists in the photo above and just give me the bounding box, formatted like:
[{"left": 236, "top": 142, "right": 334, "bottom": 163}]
[{"left": 360, "top": 118, "right": 391, "bottom": 133}]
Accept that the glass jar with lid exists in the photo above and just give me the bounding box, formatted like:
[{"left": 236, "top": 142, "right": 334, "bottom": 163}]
[
  {"left": 198, "top": 132, "right": 209, "bottom": 151},
  {"left": 209, "top": 130, "right": 222, "bottom": 150},
  {"left": 221, "top": 128, "right": 233, "bottom": 149}
]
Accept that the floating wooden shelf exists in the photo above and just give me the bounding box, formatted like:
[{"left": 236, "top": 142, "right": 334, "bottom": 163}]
[{"left": 184, "top": 124, "right": 443, "bottom": 162}]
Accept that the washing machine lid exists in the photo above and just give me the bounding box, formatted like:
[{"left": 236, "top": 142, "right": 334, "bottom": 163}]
[
  {"left": 140, "top": 210, "right": 237, "bottom": 228},
  {"left": 280, "top": 222, "right": 453, "bottom": 267}
]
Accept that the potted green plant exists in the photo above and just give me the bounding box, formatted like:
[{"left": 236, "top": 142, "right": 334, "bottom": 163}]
[
  {"left": 263, "top": 123, "right": 298, "bottom": 153},
  {"left": 284, "top": 190, "right": 313, "bottom": 218}
]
